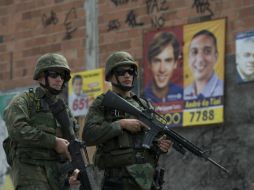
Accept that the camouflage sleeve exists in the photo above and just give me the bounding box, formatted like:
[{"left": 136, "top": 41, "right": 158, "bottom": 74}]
[
  {"left": 82, "top": 94, "right": 122, "bottom": 146},
  {"left": 3, "top": 94, "right": 56, "bottom": 149}
]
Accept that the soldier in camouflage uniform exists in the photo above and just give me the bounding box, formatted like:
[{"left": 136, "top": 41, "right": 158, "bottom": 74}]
[
  {"left": 83, "top": 51, "right": 172, "bottom": 190},
  {"left": 3, "top": 53, "right": 79, "bottom": 190}
]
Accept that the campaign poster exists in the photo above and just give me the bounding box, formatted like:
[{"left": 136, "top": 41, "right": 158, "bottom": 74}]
[
  {"left": 142, "top": 18, "right": 225, "bottom": 127},
  {"left": 68, "top": 68, "right": 104, "bottom": 117},
  {"left": 236, "top": 30, "right": 254, "bottom": 83},
  {"left": 183, "top": 19, "right": 225, "bottom": 126},
  {"left": 143, "top": 26, "right": 184, "bottom": 127}
]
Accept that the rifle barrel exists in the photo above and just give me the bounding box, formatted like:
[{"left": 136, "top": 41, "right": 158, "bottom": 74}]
[{"left": 206, "top": 156, "right": 230, "bottom": 175}]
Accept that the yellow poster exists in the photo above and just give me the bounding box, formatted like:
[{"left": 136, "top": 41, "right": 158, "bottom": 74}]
[
  {"left": 183, "top": 19, "right": 225, "bottom": 126},
  {"left": 68, "top": 68, "right": 104, "bottom": 117}
]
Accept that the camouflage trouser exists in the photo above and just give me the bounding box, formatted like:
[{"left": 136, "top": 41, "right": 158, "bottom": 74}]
[
  {"left": 3, "top": 180, "right": 79, "bottom": 190},
  {"left": 12, "top": 158, "right": 69, "bottom": 190},
  {"left": 16, "top": 183, "right": 51, "bottom": 190},
  {"left": 102, "top": 176, "right": 144, "bottom": 190},
  {"left": 102, "top": 165, "right": 156, "bottom": 190},
  {"left": 16, "top": 182, "right": 80, "bottom": 190},
  {"left": 102, "top": 168, "right": 147, "bottom": 190}
]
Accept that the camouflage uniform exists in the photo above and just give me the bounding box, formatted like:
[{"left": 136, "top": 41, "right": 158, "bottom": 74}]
[
  {"left": 83, "top": 52, "right": 161, "bottom": 190},
  {"left": 3, "top": 53, "right": 76, "bottom": 190}
]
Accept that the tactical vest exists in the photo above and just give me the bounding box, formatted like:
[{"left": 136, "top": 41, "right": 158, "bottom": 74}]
[
  {"left": 15, "top": 89, "right": 63, "bottom": 165},
  {"left": 94, "top": 94, "right": 158, "bottom": 169}
]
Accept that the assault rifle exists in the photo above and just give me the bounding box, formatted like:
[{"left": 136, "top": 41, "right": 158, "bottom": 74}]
[
  {"left": 102, "top": 91, "right": 229, "bottom": 175},
  {"left": 44, "top": 96, "right": 98, "bottom": 190}
]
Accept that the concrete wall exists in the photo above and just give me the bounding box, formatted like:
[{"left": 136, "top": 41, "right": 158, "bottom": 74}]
[{"left": 161, "top": 55, "right": 254, "bottom": 189}]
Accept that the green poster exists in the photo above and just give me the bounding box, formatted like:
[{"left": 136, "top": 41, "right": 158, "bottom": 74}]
[{"left": 0, "top": 93, "right": 16, "bottom": 117}]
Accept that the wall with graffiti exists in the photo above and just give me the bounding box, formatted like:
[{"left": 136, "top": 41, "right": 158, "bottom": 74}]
[
  {"left": 98, "top": 1, "right": 254, "bottom": 189},
  {"left": 0, "top": 0, "right": 254, "bottom": 189}
]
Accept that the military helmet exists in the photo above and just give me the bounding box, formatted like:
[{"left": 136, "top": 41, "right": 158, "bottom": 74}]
[
  {"left": 105, "top": 51, "right": 138, "bottom": 81},
  {"left": 33, "top": 53, "right": 71, "bottom": 81}
]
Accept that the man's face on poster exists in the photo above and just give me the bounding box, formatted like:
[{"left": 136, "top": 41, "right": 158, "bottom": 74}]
[
  {"left": 73, "top": 78, "right": 83, "bottom": 95},
  {"left": 149, "top": 44, "right": 177, "bottom": 89},
  {"left": 189, "top": 34, "right": 218, "bottom": 82},
  {"left": 236, "top": 40, "right": 254, "bottom": 78}
]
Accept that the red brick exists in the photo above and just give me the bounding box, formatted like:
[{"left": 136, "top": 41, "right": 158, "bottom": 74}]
[
  {"left": 14, "top": 1, "right": 36, "bottom": 13},
  {"left": 0, "top": 44, "right": 6, "bottom": 52},
  {"left": 25, "top": 36, "right": 48, "bottom": 48},
  {"left": 15, "top": 60, "right": 26, "bottom": 69},
  {"left": 243, "top": 0, "right": 254, "bottom": 7},
  {"left": 0, "top": 0, "right": 14, "bottom": 6},
  {"left": 0, "top": 7, "right": 9, "bottom": 16},
  {"left": 0, "top": 0, "right": 254, "bottom": 92},
  {"left": 22, "top": 10, "right": 42, "bottom": 20},
  {"left": 61, "top": 39, "right": 83, "bottom": 49},
  {"left": 238, "top": 6, "right": 254, "bottom": 18},
  {"left": 36, "top": 0, "right": 54, "bottom": 8}
]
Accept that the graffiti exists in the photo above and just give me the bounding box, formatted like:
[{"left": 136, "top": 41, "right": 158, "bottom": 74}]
[
  {"left": 146, "top": 0, "right": 169, "bottom": 14},
  {"left": 107, "top": 0, "right": 168, "bottom": 30},
  {"left": 107, "top": 19, "right": 121, "bottom": 31},
  {"left": 107, "top": 9, "right": 143, "bottom": 31},
  {"left": 111, "top": 0, "right": 137, "bottom": 6},
  {"left": 150, "top": 15, "right": 165, "bottom": 28},
  {"left": 145, "top": 0, "right": 168, "bottom": 29},
  {"left": 125, "top": 10, "right": 144, "bottom": 28},
  {"left": 192, "top": 0, "right": 214, "bottom": 17},
  {"left": 63, "top": 8, "right": 78, "bottom": 40},
  {"left": 41, "top": 10, "right": 59, "bottom": 27},
  {"left": 41, "top": 8, "right": 78, "bottom": 40}
]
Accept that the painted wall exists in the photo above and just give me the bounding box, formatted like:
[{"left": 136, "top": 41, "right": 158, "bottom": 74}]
[{"left": 161, "top": 55, "right": 254, "bottom": 189}]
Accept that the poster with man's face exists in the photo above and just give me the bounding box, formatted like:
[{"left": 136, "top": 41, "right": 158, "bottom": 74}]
[
  {"left": 143, "top": 26, "right": 184, "bottom": 127},
  {"left": 183, "top": 19, "right": 225, "bottom": 126},
  {"left": 68, "top": 68, "right": 104, "bottom": 117},
  {"left": 236, "top": 30, "right": 254, "bottom": 83},
  {"left": 143, "top": 19, "right": 225, "bottom": 127}
]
